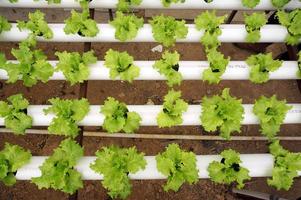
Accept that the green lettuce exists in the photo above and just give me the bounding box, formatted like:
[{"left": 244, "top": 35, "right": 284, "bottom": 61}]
[
  {"left": 0, "top": 15, "right": 12, "bottom": 34},
  {"left": 271, "top": 0, "right": 291, "bottom": 8},
  {"left": 116, "top": 0, "right": 142, "bottom": 12},
  {"left": 244, "top": 12, "right": 267, "bottom": 43},
  {"left": 161, "top": 0, "right": 185, "bottom": 7},
  {"left": 241, "top": 0, "right": 260, "bottom": 8}
]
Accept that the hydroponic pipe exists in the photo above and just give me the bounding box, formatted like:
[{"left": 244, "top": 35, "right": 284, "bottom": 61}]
[
  {"left": 0, "top": 24, "right": 297, "bottom": 43},
  {"left": 0, "top": 104, "right": 300, "bottom": 126},
  {"left": 0, "top": 61, "right": 299, "bottom": 80},
  {"left": 15, "top": 155, "right": 301, "bottom": 180},
  {"left": 0, "top": 0, "right": 300, "bottom": 10}
]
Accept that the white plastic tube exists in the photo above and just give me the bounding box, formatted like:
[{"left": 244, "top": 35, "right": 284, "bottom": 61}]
[
  {"left": 0, "top": 61, "right": 299, "bottom": 80},
  {"left": 15, "top": 154, "right": 301, "bottom": 180},
  {"left": 0, "top": 24, "right": 296, "bottom": 43},
  {"left": 0, "top": 0, "right": 300, "bottom": 10},
  {"left": 0, "top": 104, "right": 300, "bottom": 126}
]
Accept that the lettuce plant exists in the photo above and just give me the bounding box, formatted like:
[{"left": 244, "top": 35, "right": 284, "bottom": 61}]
[
  {"left": 149, "top": 15, "right": 188, "bottom": 47},
  {"left": 246, "top": 53, "right": 282, "bottom": 84},
  {"left": 161, "top": 0, "right": 185, "bottom": 7},
  {"left": 104, "top": 49, "right": 140, "bottom": 83},
  {"left": 156, "top": 143, "right": 198, "bottom": 192},
  {"left": 0, "top": 94, "right": 32, "bottom": 135},
  {"left": 200, "top": 88, "right": 244, "bottom": 140},
  {"left": 277, "top": 9, "right": 301, "bottom": 45},
  {"left": 271, "top": 0, "right": 291, "bottom": 8},
  {"left": 268, "top": 140, "right": 301, "bottom": 191},
  {"left": 253, "top": 95, "right": 292, "bottom": 139},
  {"left": 0, "top": 35, "right": 54, "bottom": 87},
  {"left": 110, "top": 11, "right": 144, "bottom": 42},
  {"left": 0, "top": 15, "right": 11, "bottom": 34},
  {"left": 244, "top": 12, "right": 267, "bottom": 43},
  {"left": 17, "top": 10, "right": 53, "bottom": 39},
  {"left": 153, "top": 51, "right": 182, "bottom": 87},
  {"left": 0, "top": 143, "right": 31, "bottom": 186},
  {"left": 202, "top": 48, "right": 230, "bottom": 84},
  {"left": 241, "top": 0, "right": 260, "bottom": 8},
  {"left": 44, "top": 98, "right": 90, "bottom": 138},
  {"left": 101, "top": 97, "right": 141, "bottom": 133},
  {"left": 116, "top": 0, "right": 142, "bottom": 12},
  {"left": 194, "top": 11, "right": 227, "bottom": 51},
  {"left": 157, "top": 89, "right": 188, "bottom": 128},
  {"left": 32, "top": 139, "right": 84, "bottom": 194},
  {"left": 208, "top": 149, "right": 250, "bottom": 189},
  {"left": 55, "top": 50, "right": 97, "bottom": 85},
  {"left": 90, "top": 145, "right": 146, "bottom": 199}
]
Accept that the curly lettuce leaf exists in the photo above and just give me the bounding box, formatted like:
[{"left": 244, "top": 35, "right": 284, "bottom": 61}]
[
  {"left": 44, "top": 98, "right": 90, "bottom": 138},
  {"left": 55, "top": 50, "right": 96, "bottom": 85},
  {"left": 153, "top": 51, "right": 182, "bottom": 87},
  {"left": 244, "top": 12, "right": 267, "bottom": 43},
  {"left": 149, "top": 15, "right": 188, "bottom": 47},
  {"left": 200, "top": 88, "right": 244, "bottom": 140},
  {"left": 156, "top": 143, "right": 198, "bottom": 192},
  {"left": 110, "top": 11, "right": 143, "bottom": 42},
  {"left": 17, "top": 10, "right": 53, "bottom": 39},
  {"left": 208, "top": 149, "right": 250, "bottom": 189},
  {"left": 0, "top": 94, "right": 32, "bottom": 135},
  {"left": 246, "top": 53, "right": 282, "bottom": 84},
  {"left": 104, "top": 49, "right": 140, "bottom": 83},
  {"left": 101, "top": 97, "right": 141, "bottom": 133},
  {"left": 32, "top": 139, "right": 83, "bottom": 194},
  {"left": 161, "top": 0, "right": 185, "bottom": 7},
  {"left": 0, "top": 15, "right": 12, "bottom": 34},
  {"left": 253, "top": 95, "right": 292, "bottom": 139},
  {"left": 271, "top": 0, "right": 291, "bottom": 8},
  {"left": 241, "top": 0, "right": 260, "bottom": 8},
  {"left": 116, "top": 0, "right": 142, "bottom": 12},
  {"left": 90, "top": 145, "right": 146, "bottom": 199}
]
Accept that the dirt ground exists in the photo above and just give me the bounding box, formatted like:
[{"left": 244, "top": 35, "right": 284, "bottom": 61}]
[{"left": 0, "top": 7, "right": 301, "bottom": 200}]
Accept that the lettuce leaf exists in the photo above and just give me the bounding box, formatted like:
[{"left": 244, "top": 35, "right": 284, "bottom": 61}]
[
  {"left": 44, "top": 98, "right": 90, "bottom": 138},
  {"left": 271, "top": 0, "right": 291, "bottom": 8},
  {"left": 101, "top": 97, "right": 141, "bottom": 133},
  {"left": 153, "top": 51, "right": 182, "bottom": 87},
  {"left": 241, "top": 0, "right": 260, "bottom": 8},
  {"left": 157, "top": 89, "right": 188, "bottom": 128},
  {"left": 104, "top": 49, "right": 140, "bottom": 83},
  {"left": 149, "top": 15, "right": 188, "bottom": 47},
  {"left": 244, "top": 12, "right": 267, "bottom": 43},
  {"left": 0, "top": 143, "right": 31, "bottom": 186},
  {"left": 0, "top": 15, "right": 12, "bottom": 34},
  {"left": 161, "top": 0, "right": 185, "bottom": 7},
  {"left": 116, "top": 0, "right": 142, "bottom": 12},
  {"left": 90, "top": 145, "right": 146, "bottom": 199},
  {"left": 0, "top": 94, "right": 32, "bottom": 135},
  {"left": 200, "top": 88, "right": 244, "bottom": 140},
  {"left": 253, "top": 95, "right": 292, "bottom": 139},
  {"left": 208, "top": 149, "right": 250, "bottom": 189},
  {"left": 156, "top": 143, "right": 198, "bottom": 192},
  {"left": 32, "top": 139, "right": 83, "bottom": 194}
]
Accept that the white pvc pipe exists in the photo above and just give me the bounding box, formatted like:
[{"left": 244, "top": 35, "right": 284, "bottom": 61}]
[
  {"left": 0, "top": 24, "right": 296, "bottom": 43},
  {"left": 0, "top": 0, "right": 300, "bottom": 10},
  {"left": 0, "top": 104, "right": 300, "bottom": 126},
  {"left": 15, "top": 154, "right": 301, "bottom": 180},
  {"left": 0, "top": 61, "right": 299, "bottom": 80}
]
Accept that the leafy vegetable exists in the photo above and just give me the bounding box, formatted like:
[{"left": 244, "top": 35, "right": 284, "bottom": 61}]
[
  {"left": 64, "top": 7, "right": 99, "bottom": 37},
  {"left": 116, "top": 0, "right": 142, "bottom": 12},
  {"left": 246, "top": 53, "right": 282, "bottom": 84},
  {"left": 157, "top": 89, "right": 188, "bottom": 128},
  {"left": 253, "top": 95, "right": 292, "bottom": 139},
  {"left": 244, "top": 12, "right": 267, "bottom": 43},
  {"left": 101, "top": 97, "right": 141, "bottom": 133},
  {"left": 0, "top": 15, "right": 11, "bottom": 34},
  {"left": 0, "top": 35, "right": 54, "bottom": 87},
  {"left": 149, "top": 15, "right": 188, "bottom": 47},
  {"left": 268, "top": 140, "right": 301, "bottom": 190},
  {"left": 104, "top": 49, "right": 140, "bottom": 83},
  {"left": 0, "top": 143, "right": 31, "bottom": 186},
  {"left": 156, "top": 143, "right": 198, "bottom": 192},
  {"left": 32, "top": 139, "right": 83, "bottom": 194},
  {"left": 44, "top": 98, "right": 90, "bottom": 138},
  {"left": 17, "top": 10, "right": 53, "bottom": 39},
  {"left": 55, "top": 50, "right": 96, "bottom": 85},
  {"left": 46, "top": 0, "right": 62, "bottom": 3},
  {"left": 271, "top": 0, "right": 291, "bottom": 8},
  {"left": 202, "top": 48, "right": 230, "bottom": 84},
  {"left": 194, "top": 11, "right": 227, "bottom": 51},
  {"left": 200, "top": 88, "right": 244, "bottom": 140},
  {"left": 90, "top": 145, "right": 146, "bottom": 199},
  {"left": 161, "top": 0, "right": 185, "bottom": 7},
  {"left": 153, "top": 51, "right": 182, "bottom": 87},
  {"left": 208, "top": 149, "right": 250, "bottom": 189},
  {"left": 241, "top": 0, "right": 260, "bottom": 8},
  {"left": 276, "top": 9, "right": 301, "bottom": 45},
  {"left": 110, "top": 11, "right": 144, "bottom": 42},
  {"left": 0, "top": 94, "right": 32, "bottom": 135}
]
